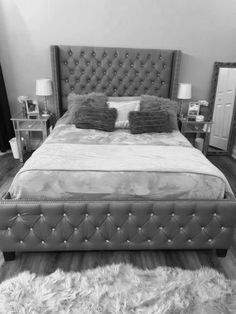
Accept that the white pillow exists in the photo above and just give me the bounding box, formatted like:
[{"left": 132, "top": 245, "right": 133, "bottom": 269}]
[
  {"left": 108, "top": 100, "right": 140, "bottom": 128},
  {"left": 108, "top": 96, "right": 141, "bottom": 102}
]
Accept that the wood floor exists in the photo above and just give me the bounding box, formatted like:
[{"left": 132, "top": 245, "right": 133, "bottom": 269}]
[{"left": 0, "top": 153, "right": 236, "bottom": 283}]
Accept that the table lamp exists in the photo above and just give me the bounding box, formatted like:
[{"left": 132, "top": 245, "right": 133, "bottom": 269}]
[
  {"left": 177, "top": 83, "right": 192, "bottom": 118},
  {"left": 36, "top": 79, "right": 53, "bottom": 117}
]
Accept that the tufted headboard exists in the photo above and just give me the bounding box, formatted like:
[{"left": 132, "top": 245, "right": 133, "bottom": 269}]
[{"left": 50, "top": 45, "right": 181, "bottom": 118}]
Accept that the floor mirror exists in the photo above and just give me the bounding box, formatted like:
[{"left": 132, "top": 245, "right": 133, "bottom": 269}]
[{"left": 208, "top": 62, "right": 236, "bottom": 155}]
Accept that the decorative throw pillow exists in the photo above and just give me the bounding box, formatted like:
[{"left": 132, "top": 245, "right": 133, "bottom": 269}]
[
  {"left": 129, "top": 110, "right": 172, "bottom": 134},
  {"left": 139, "top": 95, "right": 161, "bottom": 112},
  {"left": 68, "top": 92, "right": 108, "bottom": 109},
  {"left": 67, "top": 92, "right": 108, "bottom": 124},
  {"left": 108, "top": 100, "right": 140, "bottom": 128},
  {"left": 166, "top": 109, "right": 179, "bottom": 130},
  {"left": 108, "top": 96, "right": 141, "bottom": 102},
  {"left": 75, "top": 107, "right": 117, "bottom": 132},
  {"left": 140, "top": 95, "right": 179, "bottom": 131},
  {"left": 140, "top": 95, "right": 179, "bottom": 112}
]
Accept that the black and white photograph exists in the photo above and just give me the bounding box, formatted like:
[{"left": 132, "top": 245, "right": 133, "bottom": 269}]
[
  {"left": 25, "top": 99, "right": 39, "bottom": 115},
  {"left": 0, "top": 1, "right": 236, "bottom": 312}
]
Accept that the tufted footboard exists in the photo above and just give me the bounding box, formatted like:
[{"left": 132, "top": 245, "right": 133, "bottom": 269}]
[{"left": 0, "top": 193, "right": 236, "bottom": 260}]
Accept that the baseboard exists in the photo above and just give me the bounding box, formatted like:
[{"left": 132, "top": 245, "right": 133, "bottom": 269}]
[{"left": 0, "top": 150, "right": 11, "bottom": 156}]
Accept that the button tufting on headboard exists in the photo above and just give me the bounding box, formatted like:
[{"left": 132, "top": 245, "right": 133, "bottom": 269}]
[{"left": 50, "top": 45, "right": 181, "bottom": 118}]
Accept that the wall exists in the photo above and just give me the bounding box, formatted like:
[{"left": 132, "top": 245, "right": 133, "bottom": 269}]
[{"left": 0, "top": 0, "right": 236, "bottom": 119}]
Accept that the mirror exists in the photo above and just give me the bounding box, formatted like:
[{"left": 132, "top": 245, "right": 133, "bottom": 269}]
[{"left": 208, "top": 62, "right": 236, "bottom": 155}]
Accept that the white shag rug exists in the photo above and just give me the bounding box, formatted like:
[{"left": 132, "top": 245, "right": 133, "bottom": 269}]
[{"left": 0, "top": 264, "right": 235, "bottom": 314}]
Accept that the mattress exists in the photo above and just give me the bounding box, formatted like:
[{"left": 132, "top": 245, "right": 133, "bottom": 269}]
[{"left": 9, "top": 121, "right": 232, "bottom": 200}]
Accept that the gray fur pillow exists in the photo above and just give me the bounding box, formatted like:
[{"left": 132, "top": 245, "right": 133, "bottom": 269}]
[
  {"left": 129, "top": 110, "right": 172, "bottom": 134},
  {"left": 140, "top": 95, "right": 179, "bottom": 130},
  {"left": 75, "top": 107, "right": 117, "bottom": 132},
  {"left": 67, "top": 92, "right": 108, "bottom": 124},
  {"left": 140, "top": 95, "right": 179, "bottom": 112}
]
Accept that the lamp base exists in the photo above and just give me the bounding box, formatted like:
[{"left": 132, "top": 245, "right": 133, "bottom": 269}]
[
  {"left": 179, "top": 100, "right": 185, "bottom": 119},
  {"left": 179, "top": 112, "right": 184, "bottom": 119},
  {"left": 41, "top": 96, "right": 50, "bottom": 117}
]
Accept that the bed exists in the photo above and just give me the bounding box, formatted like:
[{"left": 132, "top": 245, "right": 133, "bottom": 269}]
[{"left": 0, "top": 45, "right": 235, "bottom": 262}]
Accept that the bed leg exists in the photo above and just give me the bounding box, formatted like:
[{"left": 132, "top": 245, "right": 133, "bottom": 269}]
[
  {"left": 3, "top": 252, "right": 15, "bottom": 262},
  {"left": 216, "top": 249, "right": 228, "bottom": 257}
]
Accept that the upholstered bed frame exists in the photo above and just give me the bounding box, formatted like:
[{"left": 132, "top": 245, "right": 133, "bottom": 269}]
[
  {"left": 51, "top": 45, "right": 181, "bottom": 118},
  {"left": 0, "top": 45, "right": 235, "bottom": 262}
]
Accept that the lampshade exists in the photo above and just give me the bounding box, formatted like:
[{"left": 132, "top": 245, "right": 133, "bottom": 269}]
[
  {"left": 177, "top": 83, "right": 192, "bottom": 99},
  {"left": 36, "top": 79, "right": 53, "bottom": 96}
]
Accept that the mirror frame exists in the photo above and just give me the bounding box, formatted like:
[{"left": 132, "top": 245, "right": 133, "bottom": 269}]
[{"left": 208, "top": 62, "right": 236, "bottom": 155}]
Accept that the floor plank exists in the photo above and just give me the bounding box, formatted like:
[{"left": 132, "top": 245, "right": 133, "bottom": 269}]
[{"left": 0, "top": 153, "right": 236, "bottom": 282}]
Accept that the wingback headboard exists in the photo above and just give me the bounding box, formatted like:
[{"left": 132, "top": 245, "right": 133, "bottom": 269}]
[{"left": 50, "top": 45, "right": 181, "bottom": 118}]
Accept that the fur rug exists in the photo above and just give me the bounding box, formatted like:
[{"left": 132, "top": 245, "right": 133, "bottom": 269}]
[{"left": 0, "top": 264, "right": 235, "bottom": 314}]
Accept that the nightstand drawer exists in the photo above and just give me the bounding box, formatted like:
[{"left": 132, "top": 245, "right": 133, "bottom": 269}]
[
  {"left": 17, "top": 120, "right": 46, "bottom": 131},
  {"left": 180, "top": 121, "right": 212, "bottom": 133}
]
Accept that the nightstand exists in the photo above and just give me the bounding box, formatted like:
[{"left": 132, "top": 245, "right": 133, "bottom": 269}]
[
  {"left": 11, "top": 112, "right": 53, "bottom": 162},
  {"left": 179, "top": 118, "right": 213, "bottom": 155}
]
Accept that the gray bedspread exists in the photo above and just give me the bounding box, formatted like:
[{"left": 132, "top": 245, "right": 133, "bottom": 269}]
[{"left": 9, "top": 124, "right": 232, "bottom": 200}]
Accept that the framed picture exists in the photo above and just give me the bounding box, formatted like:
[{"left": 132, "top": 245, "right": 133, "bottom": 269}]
[
  {"left": 188, "top": 102, "right": 200, "bottom": 117},
  {"left": 26, "top": 100, "right": 39, "bottom": 115}
]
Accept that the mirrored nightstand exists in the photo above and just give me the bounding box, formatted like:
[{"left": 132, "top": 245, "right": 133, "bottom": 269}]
[
  {"left": 11, "top": 112, "right": 53, "bottom": 162},
  {"left": 179, "top": 118, "right": 213, "bottom": 155}
]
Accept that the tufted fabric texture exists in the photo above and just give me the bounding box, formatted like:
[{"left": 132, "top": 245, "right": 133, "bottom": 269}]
[
  {"left": 0, "top": 193, "right": 235, "bottom": 252},
  {"left": 50, "top": 45, "right": 181, "bottom": 118}
]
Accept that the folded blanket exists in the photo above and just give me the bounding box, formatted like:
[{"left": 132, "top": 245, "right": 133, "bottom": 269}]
[{"left": 9, "top": 142, "right": 232, "bottom": 200}]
